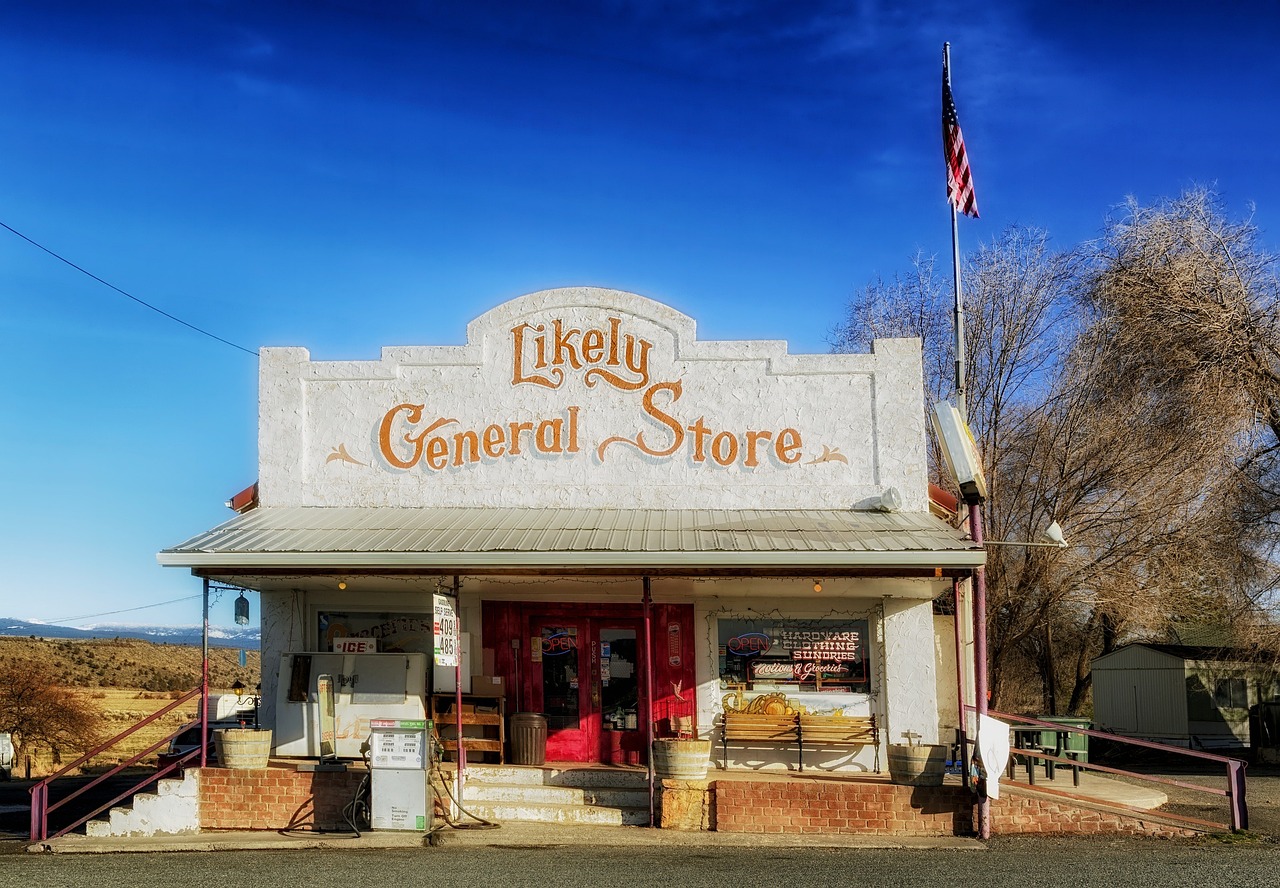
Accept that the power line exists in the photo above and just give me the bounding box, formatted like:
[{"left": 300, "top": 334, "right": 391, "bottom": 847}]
[
  {"left": 1, "top": 220, "right": 258, "bottom": 357},
  {"left": 45, "top": 595, "right": 204, "bottom": 625}
]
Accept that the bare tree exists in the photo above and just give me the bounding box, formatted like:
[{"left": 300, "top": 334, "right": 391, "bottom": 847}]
[
  {"left": 1086, "top": 187, "right": 1280, "bottom": 553},
  {"left": 834, "top": 202, "right": 1280, "bottom": 715},
  {"left": 0, "top": 658, "right": 102, "bottom": 769}
]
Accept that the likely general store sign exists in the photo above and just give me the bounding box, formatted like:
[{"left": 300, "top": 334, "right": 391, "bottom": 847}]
[
  {"left": 378, "top": 314, "right": 804, "bottom": 472},
  {"left": 257, "top": 287, "right": 926, "bottom": 511}
]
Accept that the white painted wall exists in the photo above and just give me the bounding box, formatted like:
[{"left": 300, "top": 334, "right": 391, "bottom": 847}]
[
  {"left": 881, "top": 598, "right": 941, "bottom": 746},
  {"left": 257, "top": 288, "right": 926, "bottom": 511}
]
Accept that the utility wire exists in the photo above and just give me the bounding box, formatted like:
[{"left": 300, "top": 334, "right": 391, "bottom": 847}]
[
  {"left": 43, "top": 595, "right": 204, "bottom": 626},
  {"left": 1, "top": 220, "right": 258, "bottom": 357}
]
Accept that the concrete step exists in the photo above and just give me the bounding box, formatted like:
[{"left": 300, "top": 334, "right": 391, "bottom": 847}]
[
  {"left": 457, "top": 765, "right": 650, "bottom": 788},
  {"left": 458, "top": 799, "right": 651, "bottom": 826},
  {"left": 439, "top": 764, "right": 653, "bottom": 826},
  {"left": 465, "top": 782, "right": 649, "bottom": 808},
  {"left": 84, "top": 772, "right": 199, "bottom": 838}
]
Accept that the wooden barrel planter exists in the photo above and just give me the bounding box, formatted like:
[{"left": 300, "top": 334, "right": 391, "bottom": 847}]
[
  {"left": 886, "top": 743, "right": 947, "bottom": 786},
  {"left": 652, "top": 739, "right": 711, "bottom": 780},
  {"left": 215, "top": 728, "right": 273, "bottom": 770}
]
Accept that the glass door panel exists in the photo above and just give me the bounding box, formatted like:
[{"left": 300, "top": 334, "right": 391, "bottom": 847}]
[{"left": 540, "top": 625, "right": 581, "bottom": 731}]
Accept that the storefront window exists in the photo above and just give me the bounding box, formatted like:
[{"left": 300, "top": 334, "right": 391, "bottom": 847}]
[
  {"left": 718, "top": 617, "right": 870, "bottom": 695},
  {"left": 541, "top": 626, "right": 579, "bottom": 730},
  {"left": 318, "top": 612, "right": 433, "bottom": 654}
]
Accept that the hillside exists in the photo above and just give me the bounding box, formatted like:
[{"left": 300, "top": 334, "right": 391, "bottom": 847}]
[
  {"left": 0, "top": 616, "right": 259, "bottom": 648},
  {"left": 0, "top": 636, "right": 260, "bottom": 691}
]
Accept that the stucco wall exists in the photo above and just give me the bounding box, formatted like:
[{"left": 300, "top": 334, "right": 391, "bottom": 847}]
[{"left": 257, "top": 287, "right": 926, "bottom": 511}]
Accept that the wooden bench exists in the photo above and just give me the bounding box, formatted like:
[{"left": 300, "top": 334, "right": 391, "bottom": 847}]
[{"left": 722, "top": 711, "right": 879, "bottom": 772}]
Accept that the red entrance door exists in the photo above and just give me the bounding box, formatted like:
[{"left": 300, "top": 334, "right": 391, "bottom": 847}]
[{"left": 529, "top": 614, "right": 646, "bottom": 762}]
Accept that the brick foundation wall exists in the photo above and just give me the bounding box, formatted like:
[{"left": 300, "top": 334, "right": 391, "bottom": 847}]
[
  {"left": 712, "top": 780, "right": 1203, "bottom": 838},
  {"left": 988, "top": 793, "right": 1201, "bottom": 838},
  {"left": 714, "top": 781, "right": 970, "bottom": 836},
  {"left": 197, "top": 766, "right": 366, "bottom": 831}
]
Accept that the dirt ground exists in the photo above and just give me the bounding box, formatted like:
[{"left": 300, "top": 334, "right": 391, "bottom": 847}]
[{"left": 1109, "top": 761, "right": 1280, "bottom": 838}]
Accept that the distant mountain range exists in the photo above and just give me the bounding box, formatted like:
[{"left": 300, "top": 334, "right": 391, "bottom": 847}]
[{"left": 0, "top": 617, "right": 260, "bottom": 649}]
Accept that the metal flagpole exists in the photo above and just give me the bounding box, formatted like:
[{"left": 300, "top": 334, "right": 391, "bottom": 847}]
[
  {"left": 944, "top": 39, "right": 989, "bottom": 838},
  {"left": 945, "top": 42, "right": 967, "bottom": 421}
]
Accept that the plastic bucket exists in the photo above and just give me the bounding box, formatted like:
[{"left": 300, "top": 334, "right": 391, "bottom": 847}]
[
  {"left": 216, "top": 729, "right": 272, "bottom": 770},
  {"left": 510, "top": 713, "right": 548, "bottom": 765}
]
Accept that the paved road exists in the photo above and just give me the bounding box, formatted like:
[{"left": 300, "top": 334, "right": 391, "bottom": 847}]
[{"left": 1, "top": 837, "right": 1276, "bottom": 887}]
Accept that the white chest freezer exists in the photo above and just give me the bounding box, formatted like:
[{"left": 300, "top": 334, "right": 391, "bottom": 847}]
[{"left": 274, "top": 652, "right": 427, "bottom": 758}]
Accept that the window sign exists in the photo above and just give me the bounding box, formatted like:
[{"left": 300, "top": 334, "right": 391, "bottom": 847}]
[
  {"left": 319, "top": 612, "right": 433, "bottom": 655},
  {"left": 718, "top": 618, "right": 869, "bottom": 694},
  {"left": 432, "top": 594, "right": 459, "bottom": 667}
]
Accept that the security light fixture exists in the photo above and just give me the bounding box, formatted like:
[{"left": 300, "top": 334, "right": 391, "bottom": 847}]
[{"left": 984, "top": 521, "right": 1069, "bottom": 549}]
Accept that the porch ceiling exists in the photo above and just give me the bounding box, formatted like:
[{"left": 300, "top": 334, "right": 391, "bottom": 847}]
[{"left": 158, "top": 506, "right": 983, "bottom": 579}]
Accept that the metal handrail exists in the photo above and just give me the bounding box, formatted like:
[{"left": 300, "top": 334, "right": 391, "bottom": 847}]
[
  {"left": 29, "top": 686, "right": 205, "bottom": 842},
  {"left": 978, "top": 707, "right": 1249, "bottom": 832}
]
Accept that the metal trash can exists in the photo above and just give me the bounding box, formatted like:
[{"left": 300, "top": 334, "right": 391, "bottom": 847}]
[
  {"left": 510, "top": 712, "right": 548, "bottom": 765},
  {"left": 1036, "top": 716, "right": 1090, "bottom": 763}
]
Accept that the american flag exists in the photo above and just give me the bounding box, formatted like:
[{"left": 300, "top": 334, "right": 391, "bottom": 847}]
[{"left": 942, "top": 69, "right": 979, "bottom": 218}]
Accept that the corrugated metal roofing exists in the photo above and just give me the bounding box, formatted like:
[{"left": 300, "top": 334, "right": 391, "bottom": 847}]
[{"left": 158, "top": 507, "right": 983, "bottom": 571}]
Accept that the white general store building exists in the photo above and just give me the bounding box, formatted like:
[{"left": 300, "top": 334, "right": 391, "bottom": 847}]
[{"left": 161, "top": 287, "right": 981, "bottom": 772}]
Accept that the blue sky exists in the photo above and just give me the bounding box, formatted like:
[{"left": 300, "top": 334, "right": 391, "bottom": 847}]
[{"left": 2, "top": 1, "right": 1277, "bottom": 629}]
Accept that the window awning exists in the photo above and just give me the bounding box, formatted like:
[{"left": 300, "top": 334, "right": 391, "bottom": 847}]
[{"left": 158, "top": 506, "right": 983, "bottom": 576}]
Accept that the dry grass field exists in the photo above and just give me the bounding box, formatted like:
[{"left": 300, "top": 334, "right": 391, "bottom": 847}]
[{"left": 0, "top": 636, "right": 261, "bottom": 776}]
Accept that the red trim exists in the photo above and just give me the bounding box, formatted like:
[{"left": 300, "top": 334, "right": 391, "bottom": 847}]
[
  {"left": 928, "top": 482, "right": 959, "bottom": 520},
  {"left": 228, "top": 482, "right": 259, "bottom": 513}
]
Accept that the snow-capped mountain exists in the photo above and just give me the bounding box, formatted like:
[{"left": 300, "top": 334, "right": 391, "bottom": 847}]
[{"left": 0, "top": 617, "right": 260, "bottom": 648}]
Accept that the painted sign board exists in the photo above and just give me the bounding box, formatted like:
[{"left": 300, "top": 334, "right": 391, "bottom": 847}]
[{"left": 257, "top": 288, "right": 927, "bottom": 512}]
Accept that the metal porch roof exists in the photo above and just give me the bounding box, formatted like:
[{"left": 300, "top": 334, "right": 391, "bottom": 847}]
[{"left": 158, "top": 507, "right": 983, "bottom": 573}]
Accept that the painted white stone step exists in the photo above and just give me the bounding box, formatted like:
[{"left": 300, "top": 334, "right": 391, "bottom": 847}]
[
  {"left": 459, "top": 800, "right": 651, "bottom": 826},
  {"left": 84, "top": 771, "right": 199, "bottom": 838},
  {"left": 463, "top": 782, "right": 649, "bottom": 808},
  {"left": 455, "top": 765, "right": 650, "bottom": 789}
]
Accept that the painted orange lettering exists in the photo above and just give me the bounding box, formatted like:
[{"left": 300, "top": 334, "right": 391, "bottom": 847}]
[
  {"left": 711, "top": 431, "right": 738, "bottom": 466},
  {"left": 511, "top": 322, "right": 563, "bottom": 389},
  {"left": 452, "top": 430, "right": 481, "bottom": 466},
  {"left": 552, "top": 319, "right": 584, "bottom": 369},
  {"left": 744, "top": 429, "right": 773, "bottom": 467},
  {"left": 775, "top": 428, "right": 803, "bottom": 464},
  {"left": 482, "top": 423, "right": 506, "bottom": 458},
  {"left": 379, "top": 403, "right": 425, "bottom": 469},
  {"left": 596, "top": 381, "right": 684, "bottom": 460},
  {"left": 535, "top": 418, "right": 564, "bottom": 453},
  {"left": 581, "top": 328, "right": 605, "bottom": 364},
  {"left": 687, "top": 417, "right": 712, "bottom": 462},
  {"left": 508, "top": 420, "right": 535, "bottom": 455},
  {"left": 424, "top": 436, "right": 449, "bottom": 470}
]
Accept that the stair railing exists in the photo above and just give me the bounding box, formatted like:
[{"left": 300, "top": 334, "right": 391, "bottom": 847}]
[{"left": 30, "top": 685, "right": 206, "bottom": 842}]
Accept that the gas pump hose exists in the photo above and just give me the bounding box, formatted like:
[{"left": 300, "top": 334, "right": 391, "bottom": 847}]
[{"left": 431, "top": 733, "right": 500, "bottom": 830}]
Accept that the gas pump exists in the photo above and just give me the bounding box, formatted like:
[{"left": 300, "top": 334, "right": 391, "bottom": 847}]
[{"left": 368, "top": 718, "right": 432, "bottom": 832}]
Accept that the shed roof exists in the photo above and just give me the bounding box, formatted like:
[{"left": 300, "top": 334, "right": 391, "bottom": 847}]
[{"left": 158, "top": 506, "right": 982, "bottom": 575}]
